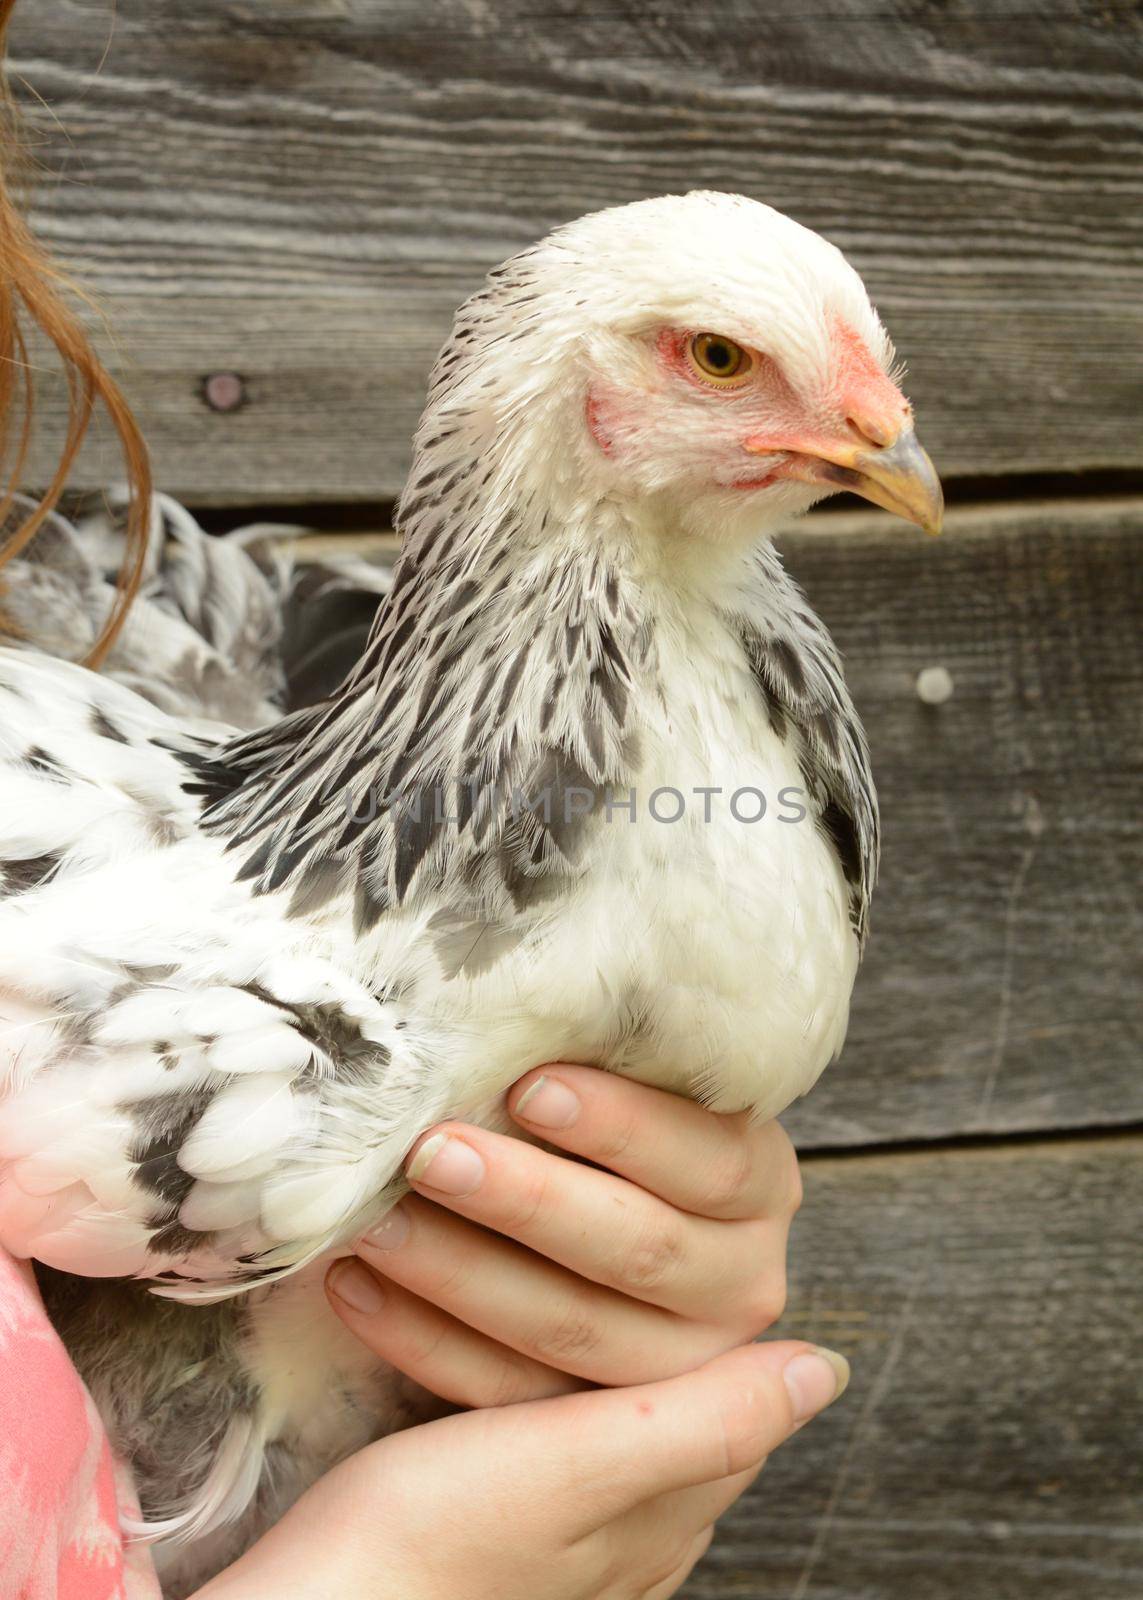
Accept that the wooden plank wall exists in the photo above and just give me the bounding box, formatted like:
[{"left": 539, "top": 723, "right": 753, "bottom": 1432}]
[
  {"left": 9, "top": 5, "right": 1143, "bottom": 1597},
  {"left": 10, "top": 0, "right": 1143, "bottom": 500},
  {"left": 694, "top": 1136, "right": 1143, "bottom": 1599}
]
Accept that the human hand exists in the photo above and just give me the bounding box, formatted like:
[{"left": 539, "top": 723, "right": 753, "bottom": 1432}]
[
  {"left": 196, "top": 1339, "right": 848, "bottom": 1600},
  {"left": 325, "top": 1064, "right": 804, "bottom": 1402}
]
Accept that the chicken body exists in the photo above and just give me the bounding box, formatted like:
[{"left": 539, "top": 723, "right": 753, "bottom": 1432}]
[
  {"left": 0, "top": 538, "right": 856, "bottom": 1588},
  {"left": 0, "top": 191, "right": 940, "bottom": 1586}
]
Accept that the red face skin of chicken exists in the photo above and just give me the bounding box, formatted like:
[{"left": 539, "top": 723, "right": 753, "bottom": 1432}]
[{"left": 587, "top": 320, "right": 943, "bottom": 535}]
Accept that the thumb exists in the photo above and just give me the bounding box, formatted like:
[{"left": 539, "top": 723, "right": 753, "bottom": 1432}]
[
  {"left": 553, "top": 1340, "right": 850, "bottom": 1525},
  {"left": 389, "top": 1339, "right": 849, "bottom": 1538}
]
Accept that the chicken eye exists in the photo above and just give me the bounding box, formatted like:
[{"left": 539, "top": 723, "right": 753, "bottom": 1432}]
[{"left": 688, "top": 332, "right": 752, "bottom": 385}]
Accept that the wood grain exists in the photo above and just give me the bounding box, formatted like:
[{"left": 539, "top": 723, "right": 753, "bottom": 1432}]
[
  {"left": 681, "top": 1133, "right": 1143, "bottom": 1599},
  {"left": 10, "top": 1, "right": 1143, "bottom": 501},
  {"left": 780, "top": 497, "right": 1143, "bottom": 1148}
]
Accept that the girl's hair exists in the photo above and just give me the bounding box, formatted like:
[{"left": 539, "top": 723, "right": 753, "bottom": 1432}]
[{"left": 0, "top": 0, "right": 150, "bottom": 664}]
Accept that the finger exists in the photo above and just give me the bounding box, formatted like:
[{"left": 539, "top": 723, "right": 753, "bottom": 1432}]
[
  {"left": 369, "top": 1340, "right": 848, "bottom": 1551},
  {"left": 593, "top": 1461, "right": 764, "bottom": 1594},
  {"left": 591, "top": 1494, "right": 724, "bottom": 1600},
  {"left": 626, "top": 1460, "right": 764, "bottom": 1550},
  {"left": 533, "top": 1340, "right": 848, "bottom": 1528},
  {"left": 354, "top": 1194, "right": 716, "bottom": 1384},
  {"left": 507, "top": 1066, "right": 803, "bottom": 1221},
  {"left": 325, "top": 1257, "right": 582, "bottom": 1408},
  {"left": 400, "top": 1120, "right": 788, "bottom": 1323},
  {"left": 641, "top": 1527, "right": 714, "bottom": 1599}
]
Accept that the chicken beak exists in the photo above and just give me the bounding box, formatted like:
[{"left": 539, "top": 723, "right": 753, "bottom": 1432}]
[
  {"left": 751, "top": 426, "right": 945, "bottom": 536},
  {"left": 817, "top": 428, "right": 944, "bottom": 535}
]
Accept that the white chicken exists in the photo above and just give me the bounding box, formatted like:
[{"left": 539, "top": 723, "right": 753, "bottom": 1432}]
[{"left": 0, "top": 191, "right": 941, "bottom": 1592}]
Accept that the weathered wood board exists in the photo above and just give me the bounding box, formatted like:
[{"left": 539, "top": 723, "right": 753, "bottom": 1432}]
[
  {"left": 10, "top": 0, "right": 1143, "bottom": 501},
  {"left": 782, "top": 496, "right": 1143, "bottom": 1148},
  {"left": 272, "top": 498, "right": 1143, "bottom": 1148},
  {"left": 5, "top": 10, "right": 1141, "bottom": 1598},
  {"left": 682, "top": 1134, "right": 1143, "bottom": 1599}
]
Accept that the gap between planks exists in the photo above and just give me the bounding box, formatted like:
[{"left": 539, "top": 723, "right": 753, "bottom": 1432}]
[
  {"left": 220, "top": 491, "right": 1143, "bottom": 560},
  {"left": 796, "top": 1119, "right": 1143, "bottom": 1168}
]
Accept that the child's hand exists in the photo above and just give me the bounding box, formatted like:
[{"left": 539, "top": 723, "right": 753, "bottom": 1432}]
[
  {"left": 326, "top": 1064, "right": 804, "bottom": 1401},
  {"left": 197, "top": 1339, "right": 848, "bottom": 1600}
]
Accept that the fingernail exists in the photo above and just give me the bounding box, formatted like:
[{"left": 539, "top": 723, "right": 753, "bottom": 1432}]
[
  {"left": 407, "top": 1132, "right": 485, "bottom": 1196},
  {"left": 361, "top": 1203, "right": 410, "bottom": 1253},
  {"left": 328, "top": 1260, "right": 386, "bottom": 1315},
  {"left": 783, "top": 1347, "right": 850, "bottom": 1423},
  {"left": 513, "top": 1074, "right": 580, "bottom": 1130}
]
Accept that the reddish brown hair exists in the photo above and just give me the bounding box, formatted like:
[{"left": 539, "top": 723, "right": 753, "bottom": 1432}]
[{"left": 0, "top": 0, "right": 150, "bottom": 665}]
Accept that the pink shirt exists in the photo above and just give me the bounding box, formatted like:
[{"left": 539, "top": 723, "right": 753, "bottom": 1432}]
[{"left": 0, "top": 1250, "right": 160, "bottom": 1600}]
